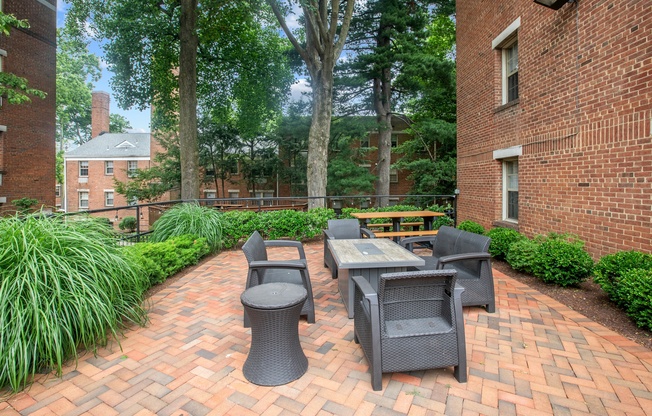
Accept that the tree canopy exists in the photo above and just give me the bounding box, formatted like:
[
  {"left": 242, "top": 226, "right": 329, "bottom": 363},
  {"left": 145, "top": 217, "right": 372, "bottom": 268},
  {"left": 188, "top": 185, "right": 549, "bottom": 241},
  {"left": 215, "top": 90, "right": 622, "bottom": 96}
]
[
  {"left": 267, "top": 0, "right": 356, "bottom": 208},
  {"left": 56, "top": 25, "right": 101, "bottom": 146},
  {"left": 66, "top": 0, "right": 292, "bottom": 199}
]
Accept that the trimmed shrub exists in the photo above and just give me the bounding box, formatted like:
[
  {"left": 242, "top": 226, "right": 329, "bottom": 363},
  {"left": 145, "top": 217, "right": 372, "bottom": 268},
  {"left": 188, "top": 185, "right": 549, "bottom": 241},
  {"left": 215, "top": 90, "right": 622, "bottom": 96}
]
[
  {"left": 486, "top": 227, "right": 524, "bottom": 260},
  {"left": 0, "top": 214, "right": 148, "bottom": 392},
  {"left": 505, "top": 238, "right": 540, "bottom": 275},
  {"left": 150, "top": 202, "right": 223, "bottom": 252},
  {"left": 220, "top": 210, "right": 261, "bottom": 249},
  {"left": 119, "top": 216, "right": 138, "bottom": 232},
  {"left": 593, "top": 251, "right": 652, "bottom": 307},
  {"left": 618, "top": 269, "right": 652, "bottom": 331},
  {"left": 457, "top": 220, "right": 485, "bottom": 235},
  {"left": 531, "top": 238, "right": 594, "bottom": 287},
  {"left": 219, "top": 208, "right": 335, "bottom": 249},
  {"left": 124, "top": 234, "right": 210, "bottom": 286}
]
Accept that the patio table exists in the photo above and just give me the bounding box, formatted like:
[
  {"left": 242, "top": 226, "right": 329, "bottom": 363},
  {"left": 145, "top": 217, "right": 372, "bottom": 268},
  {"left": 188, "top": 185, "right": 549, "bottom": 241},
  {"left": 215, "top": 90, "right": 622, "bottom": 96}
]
[{"left": 327, "top": 238, "right": 424, "bottom": 318}]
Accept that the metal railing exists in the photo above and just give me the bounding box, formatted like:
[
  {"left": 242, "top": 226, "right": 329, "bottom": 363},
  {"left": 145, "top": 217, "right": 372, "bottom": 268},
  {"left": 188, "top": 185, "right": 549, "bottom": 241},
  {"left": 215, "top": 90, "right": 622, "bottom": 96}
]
[{"left": 65, "top": 194, "right": 456, "bottom": 243}]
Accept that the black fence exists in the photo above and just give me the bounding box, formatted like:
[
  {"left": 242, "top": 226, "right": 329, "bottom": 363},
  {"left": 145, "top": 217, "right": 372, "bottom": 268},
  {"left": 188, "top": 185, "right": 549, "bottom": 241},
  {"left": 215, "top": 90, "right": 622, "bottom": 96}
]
[{"left": 65, "top": 194, "right": 456, "bottom": 244}]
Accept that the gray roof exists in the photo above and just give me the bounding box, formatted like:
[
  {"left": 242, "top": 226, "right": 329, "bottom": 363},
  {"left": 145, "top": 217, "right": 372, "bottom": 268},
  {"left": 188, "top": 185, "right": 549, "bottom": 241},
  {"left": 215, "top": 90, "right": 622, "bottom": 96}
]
[{"left": 64, "top": 133, "right": 151, "bottom": 159}]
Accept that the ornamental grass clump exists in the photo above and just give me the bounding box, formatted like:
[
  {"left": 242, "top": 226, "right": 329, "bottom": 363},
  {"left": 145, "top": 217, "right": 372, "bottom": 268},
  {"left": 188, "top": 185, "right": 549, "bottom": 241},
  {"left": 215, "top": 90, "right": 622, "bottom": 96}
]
[
  {"left": 0, "top": 214, "right": 149, "bottom": 392},
  {"left": 150, "top": 202, "right": 223, "bottom": 252}
]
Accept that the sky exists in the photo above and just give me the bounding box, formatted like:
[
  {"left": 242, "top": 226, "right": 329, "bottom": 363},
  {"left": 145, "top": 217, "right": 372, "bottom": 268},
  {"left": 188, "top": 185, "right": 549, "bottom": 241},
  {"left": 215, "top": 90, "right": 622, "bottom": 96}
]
[{"left": 56, "top": 1, "right": 310, "bottom": 133}]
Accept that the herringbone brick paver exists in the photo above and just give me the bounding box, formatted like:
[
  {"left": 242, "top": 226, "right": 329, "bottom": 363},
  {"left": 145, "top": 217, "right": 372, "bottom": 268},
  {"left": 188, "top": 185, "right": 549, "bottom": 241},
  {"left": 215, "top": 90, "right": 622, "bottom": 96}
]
[{"left": 1, "top": 241, "right": 652, "bottom": 415}]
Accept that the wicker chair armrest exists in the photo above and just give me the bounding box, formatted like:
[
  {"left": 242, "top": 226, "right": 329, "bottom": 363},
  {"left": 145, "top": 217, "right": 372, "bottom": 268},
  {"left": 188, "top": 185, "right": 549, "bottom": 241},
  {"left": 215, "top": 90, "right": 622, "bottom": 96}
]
[
  {"left": 437, "top": 252, "right": 491, "bottom": 266},
  {"left": 249, "top": 259, "right": 307, "bottom": 270},
  {"left": 360, "top": 228, "right": 376, "bottom": 238},
  {"left": 352, "top": 275, "right": 378, "bottom": 305},
  {"left": 264, "top": 240, "right": 306, "bottom": 258},
  {"left": 399, "top": 235, "right": 437, "bottom": 249}
]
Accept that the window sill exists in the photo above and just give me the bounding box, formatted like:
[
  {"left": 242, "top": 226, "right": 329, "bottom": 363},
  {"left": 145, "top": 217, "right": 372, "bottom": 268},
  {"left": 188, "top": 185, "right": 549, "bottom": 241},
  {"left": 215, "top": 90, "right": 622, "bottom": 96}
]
[
  {"left": 494, "top": 98, "right": 520, "bottom": 113},
  {"left": 492, "top": 220, "right": 519, "bottom": 232}
]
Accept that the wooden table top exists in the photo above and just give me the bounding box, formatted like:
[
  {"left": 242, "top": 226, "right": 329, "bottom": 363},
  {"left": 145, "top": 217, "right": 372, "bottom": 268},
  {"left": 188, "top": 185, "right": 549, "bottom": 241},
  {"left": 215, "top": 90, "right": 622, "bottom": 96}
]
[
  {"left": 350, "top": 211, "right": 445, "bottom": 219},
  {"left": 327, "top": 238, "right": 425, "bottom": 269}
]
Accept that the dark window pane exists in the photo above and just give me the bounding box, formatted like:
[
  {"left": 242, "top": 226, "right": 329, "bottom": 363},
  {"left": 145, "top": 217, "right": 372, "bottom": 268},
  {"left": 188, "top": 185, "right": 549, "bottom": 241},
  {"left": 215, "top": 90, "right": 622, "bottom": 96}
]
[
  {"left": 508, "top": 191, "right": 519, "bottom": 220},
  {"left": 508, "top": 72, "right": 519, "bottom": 101}
]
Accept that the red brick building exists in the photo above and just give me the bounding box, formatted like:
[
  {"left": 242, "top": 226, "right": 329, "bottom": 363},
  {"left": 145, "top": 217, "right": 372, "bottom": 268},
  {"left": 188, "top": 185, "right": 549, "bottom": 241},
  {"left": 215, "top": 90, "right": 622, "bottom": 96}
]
[
  {"left": 456, "top": 0, "right": 651, "bottom": 258},
  {"left": 0, "top": 0, "right": 56, "bottom": 213}
]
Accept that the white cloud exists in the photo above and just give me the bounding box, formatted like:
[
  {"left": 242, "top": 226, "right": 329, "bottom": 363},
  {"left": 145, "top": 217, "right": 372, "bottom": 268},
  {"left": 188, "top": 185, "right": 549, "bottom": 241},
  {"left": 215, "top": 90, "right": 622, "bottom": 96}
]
[{"left": 290, "top": 78, "right": 312, "bottom": 102}]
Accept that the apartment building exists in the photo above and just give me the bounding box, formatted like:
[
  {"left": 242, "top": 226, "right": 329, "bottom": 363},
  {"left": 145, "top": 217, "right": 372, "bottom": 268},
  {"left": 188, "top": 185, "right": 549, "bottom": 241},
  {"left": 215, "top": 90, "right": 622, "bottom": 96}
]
[
  {"left": 456, "top": 0, "right": 651, "bottom": 257},
  {"left": 0, "top": 0, "right": 56, "bottom": 213}
]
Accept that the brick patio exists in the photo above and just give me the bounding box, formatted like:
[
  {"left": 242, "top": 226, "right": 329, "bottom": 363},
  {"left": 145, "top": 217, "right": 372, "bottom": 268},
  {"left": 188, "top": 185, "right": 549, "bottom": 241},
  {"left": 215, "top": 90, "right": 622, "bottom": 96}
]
[{"left": 1, "top": 241, "right": 652, "bottom": 415}]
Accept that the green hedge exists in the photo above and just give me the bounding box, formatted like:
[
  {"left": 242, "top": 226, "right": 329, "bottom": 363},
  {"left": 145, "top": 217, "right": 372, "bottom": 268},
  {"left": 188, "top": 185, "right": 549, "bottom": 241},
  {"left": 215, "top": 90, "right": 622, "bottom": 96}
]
[
  {"left": 593, "top": 250, "right": 652, "bottom": 307},
  {"left": 219, "top": 208, "right": 336, "bottom": 249},
  {"left": 123, "top": 234, "right": 210, "bottom": 286},
  {"left": 531, "top": 238, "right": 594, "bottom": 287},
  {"left": 486, "top": 227, "right": 524, "bottom": 260},
  {"left": 505, "top": 238, "right": 540, "bottom": 275},
  {"left": 618, "top": 269, "right": 652, "bottom": 331},
  {"left": 457, "top": 220, "right": 485, "bottom": 235}
]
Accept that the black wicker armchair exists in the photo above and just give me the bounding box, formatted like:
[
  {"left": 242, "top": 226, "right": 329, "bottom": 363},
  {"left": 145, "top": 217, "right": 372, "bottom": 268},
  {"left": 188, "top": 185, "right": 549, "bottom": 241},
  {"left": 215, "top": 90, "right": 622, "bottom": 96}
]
[
  {"left": 352, "top": 269, "right": 467, "bottom": 391},
  {"left": 400, "top": 226, "right": 496, "bottom": 313},
  {"left": 323, "top": 219, "right": 375, "bottom": 279},
  {"left": 241, "top": 231, "right": 315, "bottom": 327}
]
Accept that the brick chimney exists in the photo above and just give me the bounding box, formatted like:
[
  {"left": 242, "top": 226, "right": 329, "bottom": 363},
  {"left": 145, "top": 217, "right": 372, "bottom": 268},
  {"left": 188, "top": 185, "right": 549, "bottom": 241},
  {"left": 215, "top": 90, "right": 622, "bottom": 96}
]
[{"left": 91, "top": 91, "right": 110, "bottom": 138}]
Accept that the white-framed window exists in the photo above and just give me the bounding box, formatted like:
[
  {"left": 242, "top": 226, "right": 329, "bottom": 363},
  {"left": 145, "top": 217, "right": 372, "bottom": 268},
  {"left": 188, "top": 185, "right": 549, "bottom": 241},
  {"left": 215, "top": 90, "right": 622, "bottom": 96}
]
[
  {"left": 79, "top": 161, "right": 89, "bottom": 177},
  {"left": 55, "top": 184, "right": 61, "bottom": 197},
  {"left": 360, "top": 137, "right": 370, "bottom": 148},
  {"left": 104, "top": 191, "right": 114, "bottom": 207},
  {"left": 128, "top": 196, "right": 138, "bottom": 206},
  {"left": 492, "top": 17, "right": 520, "bottom": 105},
  {"left": 228, "top": 190, "right": 239, "bottom": 199},
  {"left": 503, "top": 40, "right": 519, "bottom": 103},
  {"left": 253, "top": 191, "right": 274, "bottom": 206},
  {"left": 391, "top": 135, "right": 398, "bottom": 148},
  {"left": 388, "top": 197, "right": 399, "bottom": 207},
  {"left": 105, "top": 161, "right": 114, "bottom": 175},
  {"left": 390, "top": 168, "right": 398, "bottom": 183},
  {"left": 359, "top": 163, "right": 371, "bottom": 169},
  {"left": 78, "top": 191, "right": 89, "bottom": 209},
  {"left": 204, "top": 190, "right": 217, "bottom": 199},
  {"left": 503, "top": 159, "right": 519, "bottom": 222},
  {"left": 127, "top": 161, "right": 138, "bottom": 177}
]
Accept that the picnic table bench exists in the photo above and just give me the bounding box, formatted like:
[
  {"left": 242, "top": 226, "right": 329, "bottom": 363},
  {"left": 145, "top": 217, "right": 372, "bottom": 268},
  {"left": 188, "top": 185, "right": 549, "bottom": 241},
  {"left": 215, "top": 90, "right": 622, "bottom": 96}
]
[
  {"left": 371, "top": 229, "right": 439, "bottom": 239},
  {"left": 366, "top": 221, "right": 424, "bottom": 231}
]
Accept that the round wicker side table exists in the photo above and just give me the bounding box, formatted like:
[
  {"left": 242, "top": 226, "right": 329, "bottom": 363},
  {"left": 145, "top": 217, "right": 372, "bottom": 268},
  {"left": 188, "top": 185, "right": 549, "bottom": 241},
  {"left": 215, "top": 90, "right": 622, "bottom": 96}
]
[{"left": 241, "top": 282, "right": 308, "bottom": 386}]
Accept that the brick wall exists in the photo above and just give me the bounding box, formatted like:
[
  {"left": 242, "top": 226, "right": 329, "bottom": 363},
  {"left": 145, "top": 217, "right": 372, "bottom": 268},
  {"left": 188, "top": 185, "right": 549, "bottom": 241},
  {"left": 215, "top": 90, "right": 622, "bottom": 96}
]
[
  {"left": 0, "top": 0, "right": 56, "bottom": 213},
  {"left": 91, "top": 91, "right": 110, "bottom": 138},
  {"left": 457, "top": 0, "right": 652, "bottom": 258}
]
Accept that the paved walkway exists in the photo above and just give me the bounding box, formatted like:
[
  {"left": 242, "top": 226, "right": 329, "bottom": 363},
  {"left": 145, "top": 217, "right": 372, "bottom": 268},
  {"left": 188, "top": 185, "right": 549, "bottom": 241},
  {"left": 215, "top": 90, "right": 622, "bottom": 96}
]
[{"left": 2, "top": 242, "right": 652, "bottom": 415}]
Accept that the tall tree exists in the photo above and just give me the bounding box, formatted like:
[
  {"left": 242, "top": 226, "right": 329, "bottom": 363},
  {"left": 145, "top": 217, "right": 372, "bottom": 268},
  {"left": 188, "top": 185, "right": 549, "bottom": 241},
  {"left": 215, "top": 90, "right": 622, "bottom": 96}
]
[
  {"left": 56, "top": 26, "right": 101, "bottom": 147},
  {"left": 267, "top": 0, "right": 356, "bottom": 208},
  {"left": 198, "top": 114, "right": 241, "bottom": 198},
  {"left": 335, "top": 0, "right": 432, "bottom": 206},
  {"left": 393, "top": 4, "right": 457, "bottom": 196},
  {"left": 66, "top": 1, "right": 291, "bottom": 200}
]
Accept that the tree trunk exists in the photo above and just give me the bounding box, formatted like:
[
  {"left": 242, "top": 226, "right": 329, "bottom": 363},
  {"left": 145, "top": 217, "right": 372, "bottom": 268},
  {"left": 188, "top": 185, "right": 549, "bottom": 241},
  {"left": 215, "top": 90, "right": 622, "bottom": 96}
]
[
  {"left": 306, "top": 65, "right": 334, "bottom": 209},
  {"left": 179, "top": 0, "right": 199, "bottom": 200},
  {"left": 373, "top": 27, "right": 392, "bottom": 208}
]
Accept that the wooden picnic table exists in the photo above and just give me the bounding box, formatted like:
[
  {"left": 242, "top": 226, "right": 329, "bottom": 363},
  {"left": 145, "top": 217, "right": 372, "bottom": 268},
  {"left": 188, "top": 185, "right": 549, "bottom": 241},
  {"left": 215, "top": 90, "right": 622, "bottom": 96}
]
[{"left": 351, "top": 210, "right": 445, "bottom": 241}]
